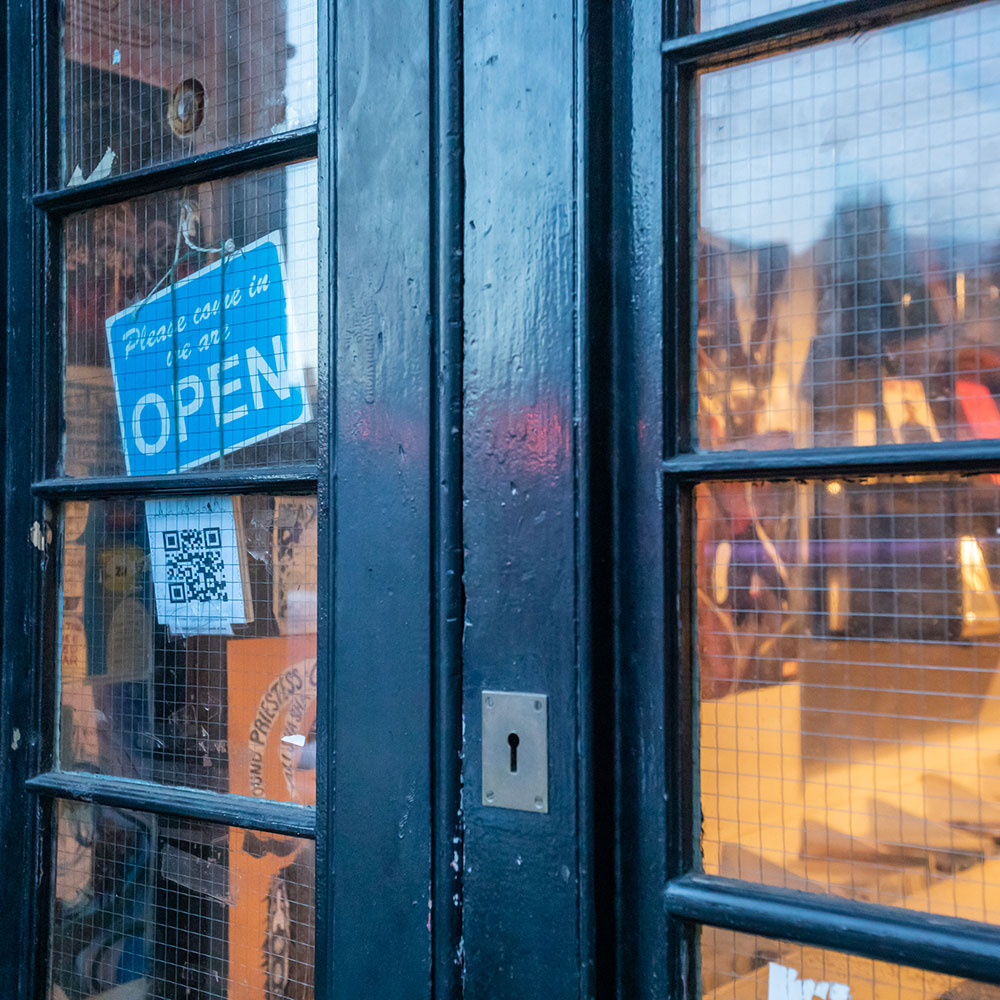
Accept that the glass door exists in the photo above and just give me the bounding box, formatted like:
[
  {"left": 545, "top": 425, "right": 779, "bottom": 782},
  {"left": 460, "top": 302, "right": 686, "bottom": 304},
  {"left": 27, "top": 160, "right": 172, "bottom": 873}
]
[
  {"left": 2, "top": 3, "right": 329, "bottom": 998},
  {"left": 648, "top": 0, "right": 1000, "bottom": 997}
]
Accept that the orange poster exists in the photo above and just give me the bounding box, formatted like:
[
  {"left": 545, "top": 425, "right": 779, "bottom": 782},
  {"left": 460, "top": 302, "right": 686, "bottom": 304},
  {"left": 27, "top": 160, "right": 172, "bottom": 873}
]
[{"left": 227, "top": 635, "right": 317, "bottom": 1000}]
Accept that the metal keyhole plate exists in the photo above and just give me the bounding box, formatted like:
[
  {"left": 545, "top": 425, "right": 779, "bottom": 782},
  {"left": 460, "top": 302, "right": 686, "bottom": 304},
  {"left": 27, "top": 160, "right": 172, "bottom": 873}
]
[{"left": 482, "top": 691, "right": 548, "bottom": 813}]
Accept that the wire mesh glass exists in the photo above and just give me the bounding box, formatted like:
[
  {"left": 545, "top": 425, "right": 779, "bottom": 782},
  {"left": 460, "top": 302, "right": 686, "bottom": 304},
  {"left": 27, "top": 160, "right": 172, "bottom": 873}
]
[
  {"left": 700, "top": 929, "right": 1000, "bottom": 1000},
  {"left": 62, "top": 162, "right": 318, "bottom": 477},
  {"left": 694, "top": 3, "right": 1000, "bottom": 451},
  {"left": 49, "top": 802, "right": 314, "bottom": 1000},
  {"left": 62, "top": 0, "right": 317, "bottom": 183},
  {"left": 698, "top": 475, "right": 1000, "bottom": 924},
  {"left": 58, "top": 495, "right": 318, "bottom": 796},
  {"left": 695, "top": 0, "right": 812, "bottom": 32}
]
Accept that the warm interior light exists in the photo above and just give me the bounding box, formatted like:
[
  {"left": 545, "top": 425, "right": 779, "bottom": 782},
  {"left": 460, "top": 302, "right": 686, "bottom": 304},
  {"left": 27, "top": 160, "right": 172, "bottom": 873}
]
[{"left": 959, "top": 535, "right": 1000, "bottom": 635}]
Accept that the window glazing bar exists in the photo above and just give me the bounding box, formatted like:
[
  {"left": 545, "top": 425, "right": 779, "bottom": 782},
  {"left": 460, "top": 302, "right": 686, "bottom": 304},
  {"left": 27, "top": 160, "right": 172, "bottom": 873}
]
[
  {"left": 666, "top": 874, "right": 1000, "bottom": 986},
  {"left": 26, "top": 770, "right": 316, "bottom": 838},
  {"left": 32, "top": 127, "right": 318, "bottom": 215},
  {"left": 32, "top": 468, "right": 319, "bottom": 500},
  {"left": 662, "top": 0, "right": 969, "bottom": 63},
  {"left": 663, "top": 440, "right": 1000, "bottom": 482}
]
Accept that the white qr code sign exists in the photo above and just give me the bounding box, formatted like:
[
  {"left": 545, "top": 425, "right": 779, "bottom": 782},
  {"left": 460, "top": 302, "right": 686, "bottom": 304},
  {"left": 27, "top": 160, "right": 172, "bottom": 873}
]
[{"left": 146, "top": 496, "right": 253, "bottom": 636}]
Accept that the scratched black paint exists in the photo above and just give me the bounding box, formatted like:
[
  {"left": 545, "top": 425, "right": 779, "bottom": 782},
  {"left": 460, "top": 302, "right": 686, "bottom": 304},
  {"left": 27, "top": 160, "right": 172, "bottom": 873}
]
[
  {"left": 462, "top": 0, "right": 587, "bottom": 995},
  {"left": 612, "top": 1, "right": 670, "bottom": 997},
  {"left": 331, "top": 1, "right": 434, "bottom": 996},
  {"left": 2, "top": 6, "right": 45, "bottom": 1000}
]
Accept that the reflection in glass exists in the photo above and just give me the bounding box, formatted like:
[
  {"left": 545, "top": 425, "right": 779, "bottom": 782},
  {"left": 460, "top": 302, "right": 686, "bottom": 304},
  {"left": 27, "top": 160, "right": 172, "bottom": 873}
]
[
  {"left": 696, "top": 0, "right": 808, "bottom": 32},
  {"left": 700, "top": 929, "right": 1000, "bottom": 1000},
  {"left": 50, "top": 803, "right": 314, "bottom": 1000},
  {"left": 63, "top": 0, "right": 317, "bottom": 181},
  {"left": 696, "top": 4, "right": 1000, "bottom": 451},
  {"left": 698, "top": 475, "right": 1000, "bottom": 924},
  {"left": 63, "top": 162, "right": 318, "bottom": 477},
  {"left": 58, "top": 496, "right": 318, "bottom": 796}
]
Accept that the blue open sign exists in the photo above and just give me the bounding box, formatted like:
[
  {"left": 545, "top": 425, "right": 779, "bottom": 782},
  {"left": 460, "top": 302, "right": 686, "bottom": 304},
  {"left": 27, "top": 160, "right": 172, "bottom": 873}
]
[{"left": 105, "top": 232, "right": 311, "bottom": 475}]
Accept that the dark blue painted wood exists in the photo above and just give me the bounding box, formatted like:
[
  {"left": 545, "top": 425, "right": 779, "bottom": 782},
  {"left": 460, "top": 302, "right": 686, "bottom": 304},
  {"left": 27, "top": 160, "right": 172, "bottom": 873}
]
[
  {"left": 462, "top": 0, "right": 590, "bottom": 994},
  {"left": 314, "top": 0, "right": 336, "bottom": 996},
  {"left": 331, "top": 1, "right": 434, "bottom": 995},
  {"left": 612, "top": 1, "right": 669, "bottom": 998},
  {"left": 429, "top": 0, "right": 466, "bottom": 996},
  {"left": 578, "top": 5, "right": 616, "bottom": 998},
  {"left": 1, "top": 4, "right": 44, "bottom": 998}
]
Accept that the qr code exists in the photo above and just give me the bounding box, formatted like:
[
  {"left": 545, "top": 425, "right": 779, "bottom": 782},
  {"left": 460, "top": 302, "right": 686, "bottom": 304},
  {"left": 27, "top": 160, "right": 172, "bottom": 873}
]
[{"left": 162, "top": 527, "right": 229, "bottom": 604}]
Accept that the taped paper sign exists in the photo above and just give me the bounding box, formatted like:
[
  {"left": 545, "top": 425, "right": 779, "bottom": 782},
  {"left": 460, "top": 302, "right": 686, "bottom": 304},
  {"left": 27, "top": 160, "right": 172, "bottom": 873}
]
[
  {"left": 145, "top": 495, "right": 252, "bottom": 636},
  {"left": 105, "top": 233, "right": 311, "bottom": 475},
  {"left": 769, "top": 963, "right": 851, "bottom": 1000}
]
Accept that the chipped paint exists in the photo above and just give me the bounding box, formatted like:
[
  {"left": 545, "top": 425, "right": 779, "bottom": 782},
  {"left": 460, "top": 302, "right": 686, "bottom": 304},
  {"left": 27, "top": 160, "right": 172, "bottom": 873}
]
[
  {"left": 397, "top": 778, "right": 417, "bottom": 839},
  {"left": 10, "top": 728, "right": 20, "bottom": 751}
]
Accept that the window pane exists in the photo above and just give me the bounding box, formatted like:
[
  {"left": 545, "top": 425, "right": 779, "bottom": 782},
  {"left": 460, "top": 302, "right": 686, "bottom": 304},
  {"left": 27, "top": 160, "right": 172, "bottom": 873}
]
[
  {"left": 695, "top": 4, "right": 1000, "bottom": 451},
  {"left": 50, "top": 802, "right": 314, "bottom": 999},
  {"left": 63, "top": 162, "right": 318, "bottom": 477},
  {"left": 59, "top": 495, "right": 318, "bottom": 796},
  {"left": 701, "top": 929, "right": 1000, "bottom": 999},
  {"left": 696, "top": 0, "right": 810, "bottom": 32},
  {"left": 698, "top": 475, "right": 1000, "bottom": 923},
  {"left": 63, "top": 0, "right": 317, "bottom": 182}
]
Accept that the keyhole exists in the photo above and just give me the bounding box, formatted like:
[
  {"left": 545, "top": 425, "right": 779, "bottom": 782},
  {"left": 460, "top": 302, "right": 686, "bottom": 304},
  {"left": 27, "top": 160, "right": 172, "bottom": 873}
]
[{"left": 507, "top": 732, "right": 520, "bottom": 773}]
